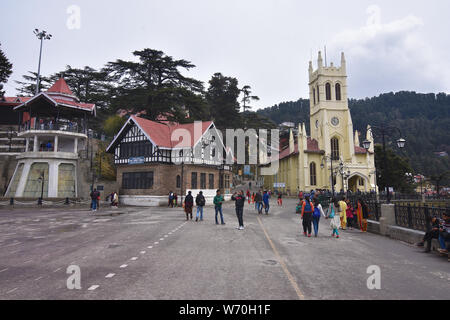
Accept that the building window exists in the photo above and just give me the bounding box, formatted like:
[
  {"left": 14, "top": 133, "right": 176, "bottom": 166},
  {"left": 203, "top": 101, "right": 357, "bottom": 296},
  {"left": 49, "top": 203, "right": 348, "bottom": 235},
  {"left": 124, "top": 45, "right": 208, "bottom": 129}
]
[
  {"left": 200, "top": 173, "right": 206, "bottom": 189},
  {"left": 310, "top": 162, "right": 317, "bottom": 186},
  {"left": 331, "top": 138, "right": 340, "bottom": 160},
  {"left": 176, "top": 175, "right": 181, "bottom": 188},
  {"left": 191, "top": 172, "right": 198, "bottom": 189},
  {"left": 209, "top": 174, "right": 214, "bottom": 189},
  {"left": 325, "top": 83, "right": 332, "bottom": 100},
  {"left": 359, "top": 178, "right": 365, "bottom": 186},
  {"left": 122, "top": 172, "right": 154, "bottom": 189},
  {"left": 120, "top": 141, "right": 153, "bottom": 159},
  {"left": 317, "top": 85, "right": 320, "bottom": 102},
  {"left": 335, "top": 83, "right": 341, "bottom": 101},
  {"left": 313, "top": 88, "right": 316, "bottom": 105},
  {"left": 225, "top": 175, "right": 230, "bottom": 188}
]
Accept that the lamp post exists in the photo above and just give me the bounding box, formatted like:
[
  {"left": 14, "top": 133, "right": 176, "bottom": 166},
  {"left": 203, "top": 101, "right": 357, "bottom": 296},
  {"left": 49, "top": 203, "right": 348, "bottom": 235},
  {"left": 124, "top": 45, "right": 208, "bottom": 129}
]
[
  {"left": 321, "top": 155, "right": 337, "bottom": 196},
  {"left": 362, "top": 125, "right": 406, "bottom": 203},
  {"left": 34, "top": 29, "right": 52, "bottom": 95},
  {"left": 37, "top": 171, "right": 45, "bottom": 205}
]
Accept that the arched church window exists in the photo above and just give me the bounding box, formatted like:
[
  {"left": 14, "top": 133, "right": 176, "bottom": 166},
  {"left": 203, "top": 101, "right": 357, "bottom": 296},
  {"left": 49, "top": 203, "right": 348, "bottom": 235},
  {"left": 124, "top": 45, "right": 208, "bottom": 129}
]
[
  {"left": 335, "top": 83, "right": 342, "bottom": 101},
  {"left": 313, "top": 88, "right": 316, "bottom": 105},
  {"left": 317, "top": 85, "right": 320, "bottom": 102},
  {"left": 176, "top": 175, "right": 181, "bottom": 188},
  {"left": 331, "top": 137, "right": 340, "bottom": 160},
  {"left": 325, "top": 83, "right": 332, "bottom": 100},
  {"left": 310, "top": 162, "right": 317, "bottom": 186}
]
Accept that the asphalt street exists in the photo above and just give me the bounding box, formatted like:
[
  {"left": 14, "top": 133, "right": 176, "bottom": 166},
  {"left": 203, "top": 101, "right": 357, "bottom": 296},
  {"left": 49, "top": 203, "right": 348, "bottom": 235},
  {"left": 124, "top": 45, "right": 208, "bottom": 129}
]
[{"left": 0, "top": 198, "right": 448, "bottom": 300}]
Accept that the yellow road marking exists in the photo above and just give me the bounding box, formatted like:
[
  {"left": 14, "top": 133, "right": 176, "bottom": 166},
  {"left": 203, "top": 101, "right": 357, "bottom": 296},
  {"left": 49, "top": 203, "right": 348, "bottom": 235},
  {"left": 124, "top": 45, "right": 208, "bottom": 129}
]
[{"left": 257, "top": 216, "right": 305, "bottom": 300}]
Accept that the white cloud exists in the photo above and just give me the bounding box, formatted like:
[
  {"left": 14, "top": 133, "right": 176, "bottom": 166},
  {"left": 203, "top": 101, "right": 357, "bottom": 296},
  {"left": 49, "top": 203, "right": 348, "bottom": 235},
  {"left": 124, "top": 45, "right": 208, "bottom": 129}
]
[{"left": 329, "top": 5, "right": 449, "bottom": 98}]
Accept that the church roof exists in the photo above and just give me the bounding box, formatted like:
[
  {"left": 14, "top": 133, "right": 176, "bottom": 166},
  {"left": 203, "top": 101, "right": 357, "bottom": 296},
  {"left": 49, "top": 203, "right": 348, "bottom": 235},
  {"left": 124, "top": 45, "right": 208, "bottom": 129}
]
[{"left": 279, "top": 137, "right": 323, "bottom": 160}]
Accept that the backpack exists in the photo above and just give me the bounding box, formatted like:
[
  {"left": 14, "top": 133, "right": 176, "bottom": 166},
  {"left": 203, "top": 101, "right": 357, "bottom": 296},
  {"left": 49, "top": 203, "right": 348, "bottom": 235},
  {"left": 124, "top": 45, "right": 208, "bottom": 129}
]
[
  {"left": 304, "top": 201, "right": 313, "bottom": 213},
  {"left": 313, "top": 206, "right": 321, "bottom": 218}
]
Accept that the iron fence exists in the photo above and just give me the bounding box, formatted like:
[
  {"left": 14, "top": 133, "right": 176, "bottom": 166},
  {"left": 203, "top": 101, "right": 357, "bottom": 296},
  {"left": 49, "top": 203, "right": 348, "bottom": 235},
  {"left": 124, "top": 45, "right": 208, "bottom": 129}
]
[{"left": 394, "top": 203, "right": 448, "bottom": 232}]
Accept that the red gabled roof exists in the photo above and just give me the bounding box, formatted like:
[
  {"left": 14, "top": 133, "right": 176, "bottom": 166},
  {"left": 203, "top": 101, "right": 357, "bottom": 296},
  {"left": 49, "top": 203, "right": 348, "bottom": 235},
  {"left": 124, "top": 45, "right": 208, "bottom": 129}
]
[
  {"left": 131, "top": 115, "right": 213, "bottom": 148},
  {"left": 47, "top": 78, "right": 74, "bottom": 96},
  {"left": 355, "top": 146, "right": 368, "bottom": 154},
  {"left": 52, "top": 98, "right": 95, "bottom": 112},
  {"left": 306, "top": 137, "right": 320, "bottom": 152},
  {"left": 0, "top": 97, "right": 32, "bottom": 106}
]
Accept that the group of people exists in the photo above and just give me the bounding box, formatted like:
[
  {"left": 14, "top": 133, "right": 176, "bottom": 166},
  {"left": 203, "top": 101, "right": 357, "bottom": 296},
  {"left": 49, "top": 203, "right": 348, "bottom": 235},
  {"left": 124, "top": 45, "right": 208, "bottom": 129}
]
[
  {"left": 246, "top": 190, "right": 272, "bottom": 215},
  {"left": 89, "top": 189, "right": 119, "bottom": 212},
  {"left": 416, "top": 212, "right": 450, "bottom": 261},
  {"left": 168, "top": 191, "right": 179, "bottom": 208},
  {"left": 297, "top": 194, "right": 369, "bottom": 239}
]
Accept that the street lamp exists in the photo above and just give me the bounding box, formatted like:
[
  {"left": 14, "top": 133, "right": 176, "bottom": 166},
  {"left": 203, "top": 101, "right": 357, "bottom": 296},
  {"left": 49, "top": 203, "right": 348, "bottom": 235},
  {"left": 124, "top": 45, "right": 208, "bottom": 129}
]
[
  {"left": 37, "top": 171, "right": 45, "bottom": 205},
  {"left": 362, "top": 125, "right": 406, "bottom": 203},
  {"left": 321, "top": 155, "right": 337, "bottom": 196},
  {"left": 34, "top": 29, "right": 52, "bottom": 95}
]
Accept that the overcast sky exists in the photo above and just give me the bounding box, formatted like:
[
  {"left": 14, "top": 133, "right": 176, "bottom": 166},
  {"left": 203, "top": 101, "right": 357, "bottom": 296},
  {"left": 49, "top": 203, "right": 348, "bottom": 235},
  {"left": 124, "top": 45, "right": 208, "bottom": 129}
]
[{"left": 1, "top": 0, "right": 449, "bottom": 109}]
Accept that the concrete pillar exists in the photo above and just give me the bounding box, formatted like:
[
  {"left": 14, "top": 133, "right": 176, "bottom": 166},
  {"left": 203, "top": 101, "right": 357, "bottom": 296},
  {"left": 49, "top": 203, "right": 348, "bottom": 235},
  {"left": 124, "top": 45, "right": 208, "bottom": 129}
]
[
  {"left": 54, "top": 135, "right": 58, "bottom": 152},
  {"left": 74, "top": 137, "right": 78, "bottom": 154},
  {"left": 25, "top": 138, "right": 29, "bottom": 152},
  {"left": 379, "top": 204, "right": 395, "bottom": 236},
  {"left": 33, "top": 135, "right": 38, "bottom": 152},
  {"left": 48, "top": 161, "right": 58, "bottom": 198},
  {"left": 15, "top": 161, "right": 32, "bottom": 197}
]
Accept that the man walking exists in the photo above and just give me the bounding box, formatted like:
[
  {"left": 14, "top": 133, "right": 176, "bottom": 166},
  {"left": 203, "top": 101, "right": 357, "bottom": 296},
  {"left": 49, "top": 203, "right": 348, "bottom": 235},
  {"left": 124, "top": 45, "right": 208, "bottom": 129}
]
[
  {"left": 195, "top": 191, "right": 206, "bottom": 222},
  {"left": 255, "top": 190, "right": 263, "bottom": 214},
  {"left": 90, "top": 188, "right": 100, "bottom": 212},
  {"left": 301, "top": 196, "right": 314, "bottom": 237},
  {"left": 184, "top": 191, "right": 194, "bottom": 221},
  {"left": 263, "top": 190, "right": 270, "bottom": 215},
  {"left": 232, "top": 190, "right": 245, "bottom": 230},
  {"left": 213, "top": 190, "right": 225, "bottom": 225}
]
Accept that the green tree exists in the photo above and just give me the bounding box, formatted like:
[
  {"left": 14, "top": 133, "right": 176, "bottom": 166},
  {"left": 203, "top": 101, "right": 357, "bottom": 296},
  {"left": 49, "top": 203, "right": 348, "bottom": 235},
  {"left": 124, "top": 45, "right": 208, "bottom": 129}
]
[
  {"left": 374, "top": 144, "right": 415, "bottom": 193},
  {"left": 103, "top": 115, "right": 126, "bottom": 138},
  {"left": 206, "top": 73, "right": 241, "bottom": 129},
  {"left": 0, "top": 43, "right": 13, "bottom": 97},
  {"left": 240, "top": 85, "right": 259, "bottom": 113},
  {"left": 15, "top": 71, "right": 51, "bottom": 96},
  {"left": 104, "top": 48, "right": 205, "bottom": 122}
]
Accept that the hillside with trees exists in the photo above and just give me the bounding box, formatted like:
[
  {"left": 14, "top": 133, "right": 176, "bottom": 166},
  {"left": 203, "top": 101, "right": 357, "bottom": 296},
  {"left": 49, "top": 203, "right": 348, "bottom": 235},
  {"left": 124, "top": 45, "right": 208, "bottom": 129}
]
[{"left": 257, "top": 92, "right": 450, "bottom": 186}]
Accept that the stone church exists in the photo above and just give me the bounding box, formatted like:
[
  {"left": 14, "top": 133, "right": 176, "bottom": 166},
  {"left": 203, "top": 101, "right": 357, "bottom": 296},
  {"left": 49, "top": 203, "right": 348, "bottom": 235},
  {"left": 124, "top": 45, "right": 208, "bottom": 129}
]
[{"left": 261, "top": 52, "right": 376, "bottom": 194}]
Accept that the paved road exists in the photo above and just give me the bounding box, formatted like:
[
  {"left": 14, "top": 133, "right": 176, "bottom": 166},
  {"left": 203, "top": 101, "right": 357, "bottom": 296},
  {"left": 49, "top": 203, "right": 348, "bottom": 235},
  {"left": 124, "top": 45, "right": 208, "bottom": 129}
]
[{"left": 0, "top": 199, "right": 448, "bottom": 300}]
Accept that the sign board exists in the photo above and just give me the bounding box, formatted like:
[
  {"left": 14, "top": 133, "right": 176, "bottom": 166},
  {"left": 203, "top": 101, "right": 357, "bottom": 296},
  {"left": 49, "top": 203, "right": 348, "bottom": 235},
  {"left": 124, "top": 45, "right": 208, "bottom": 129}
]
[
  {"left": 244, "top": 165, "right": 251, "bottom": 175},
  {"left": 97, "top": 185, "right": 104, "bottom": 191},
  {"left": 274, "top": 183, "right": 286, "bottom": 188},
  {"left": 129, "top": 157, "right": 145, "bottom": 165}
]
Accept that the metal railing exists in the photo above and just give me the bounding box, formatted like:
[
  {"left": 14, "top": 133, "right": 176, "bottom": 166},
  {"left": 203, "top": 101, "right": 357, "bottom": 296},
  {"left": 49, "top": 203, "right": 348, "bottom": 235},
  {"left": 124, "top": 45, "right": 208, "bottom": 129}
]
[
  {"left": 20, "top": 120, "right": 86, "bottom": 134},
  {"left": 394, "top": 203, "right": 448, "bottom": 232}
]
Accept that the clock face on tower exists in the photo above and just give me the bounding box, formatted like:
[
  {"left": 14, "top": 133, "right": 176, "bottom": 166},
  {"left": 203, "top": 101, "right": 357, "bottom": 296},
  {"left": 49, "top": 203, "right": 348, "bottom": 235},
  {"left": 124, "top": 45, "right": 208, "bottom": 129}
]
[{"left": 331, "top": 117, "right": 340, "bottom": 126}]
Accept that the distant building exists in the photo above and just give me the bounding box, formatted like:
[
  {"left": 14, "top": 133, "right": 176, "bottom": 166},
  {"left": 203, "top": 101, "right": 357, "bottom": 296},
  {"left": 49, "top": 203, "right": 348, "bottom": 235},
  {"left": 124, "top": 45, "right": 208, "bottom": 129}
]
[
  {"left": 106, "top": 116, "right": 232, "bottom": 206},
  {"left": 260, "top": 52, "right": 376, "bottom": 194}
]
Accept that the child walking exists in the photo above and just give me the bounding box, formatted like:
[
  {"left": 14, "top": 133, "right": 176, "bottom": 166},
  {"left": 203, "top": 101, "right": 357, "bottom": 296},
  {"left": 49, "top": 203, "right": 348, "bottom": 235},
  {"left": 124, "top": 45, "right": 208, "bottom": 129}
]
[{"left": 327, "top": 199, "right": 341, "bottom": 239}]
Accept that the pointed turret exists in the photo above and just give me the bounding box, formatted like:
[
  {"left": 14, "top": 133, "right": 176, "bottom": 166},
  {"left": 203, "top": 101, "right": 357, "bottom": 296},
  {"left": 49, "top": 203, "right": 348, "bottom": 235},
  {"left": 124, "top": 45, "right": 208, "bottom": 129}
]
[
  {"left": 309, "top": 60, "right": 313, "bottom": 77},
  {"left": 354, "top": 130, "right": 360, "bottom": 147},
  {"left": 366, "top": 125, "right": 374, "bottom": 153},
  {"left": 318, "top": 51, "right": 323, "bottom": 70},
  {"left": 341, "top": 52, "right": 346, "bottom": 72},
  {"left": 289, "top": 129, "right": 294, "bottom": 154}
]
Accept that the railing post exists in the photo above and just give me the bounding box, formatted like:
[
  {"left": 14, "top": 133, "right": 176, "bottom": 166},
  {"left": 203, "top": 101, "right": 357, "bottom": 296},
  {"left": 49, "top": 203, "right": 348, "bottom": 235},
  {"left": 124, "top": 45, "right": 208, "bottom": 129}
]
[
  {"left": 407, "top": 203, "right": 413, "bottom": 229},
  {"left": 423, "top": 204, "right": 431, "bottom": 232},
  {"left": 65, "top": 197, "right": 70, "bottom": 205},
  {"left": 10, "top": 197, "right": 14, "bottom": 205}
]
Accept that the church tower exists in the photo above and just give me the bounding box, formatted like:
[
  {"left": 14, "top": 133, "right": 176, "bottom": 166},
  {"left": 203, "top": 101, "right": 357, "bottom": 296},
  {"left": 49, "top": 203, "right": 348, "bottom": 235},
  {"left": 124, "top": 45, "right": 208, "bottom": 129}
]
[{"left": 308, "top": 51, "right": 355, "bottom": 161}]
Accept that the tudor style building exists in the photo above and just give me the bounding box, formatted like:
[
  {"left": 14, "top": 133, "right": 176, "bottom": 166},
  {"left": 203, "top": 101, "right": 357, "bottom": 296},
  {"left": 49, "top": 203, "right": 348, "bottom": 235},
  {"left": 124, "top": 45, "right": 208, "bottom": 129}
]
[
  {"left": 106, "top": 115, "right": 232, "bottom": 206},
  {"left": 260, "top": 52, "right": 376, "bottom": 194}
]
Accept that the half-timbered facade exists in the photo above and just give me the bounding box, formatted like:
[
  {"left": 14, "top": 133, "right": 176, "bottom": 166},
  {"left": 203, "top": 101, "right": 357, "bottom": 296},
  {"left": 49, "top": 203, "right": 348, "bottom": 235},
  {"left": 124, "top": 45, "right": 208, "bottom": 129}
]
[{"left": 106, "top": 116, "right": 232, "bottom": 206}]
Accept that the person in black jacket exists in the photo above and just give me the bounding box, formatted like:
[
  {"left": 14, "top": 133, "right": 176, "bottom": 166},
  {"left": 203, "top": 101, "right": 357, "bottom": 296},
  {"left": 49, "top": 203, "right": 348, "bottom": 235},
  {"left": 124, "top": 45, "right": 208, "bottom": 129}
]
[
  {"left": 195, "top": 191, "right": 206, "bottom": 222},
  {"left": 184, "top": 191, "right": 194, "bottom": 221},
  {"left": 254, "top": 190, "right": 263, "bottom": 214},
  {"left": 416, "top": 216, "right": 441, "bottom": 252},
  {"left": 232, "top": 190, "right": 246, "bottom": 230}
]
